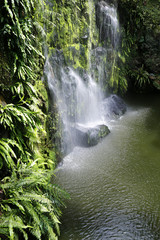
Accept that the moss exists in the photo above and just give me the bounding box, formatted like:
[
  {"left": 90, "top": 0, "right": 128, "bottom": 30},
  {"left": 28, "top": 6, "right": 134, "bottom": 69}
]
[
  {"left": 46, "top": 0, "right": 101, "bottom": 73},
  {"left": 109, "top": 59, "right": 119, "bottom": 93},
  {"left": 0, "top": 50, "right": 12, "bottom": 90},
  {"left": 35, "top": 80, "right": 49, "bottom": 113}
]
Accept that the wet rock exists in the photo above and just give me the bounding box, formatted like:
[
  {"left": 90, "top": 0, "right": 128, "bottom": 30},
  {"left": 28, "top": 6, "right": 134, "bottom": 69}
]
[
  {"left": 0, "top": 95, "right": 6, "bottom": 107},
  {"left": 92, "top": 47, "right": 107, "bottom": 56},
  {"left": 73, "top": 124, "right": 110, "bottom": 147},
  {"left": 96, "top": 0, "right": 119, "bottom": 48},
  {"left": 49, "top": 49, "right": 65, "bottom": 67},
  {"left": 149, "top": 73, "right": 156, "bottom": 80},
  {"left": 103, "top": 94, "right": 127, "bottom": 119},
  {"left": 0, "top": 95, "right": 8, "bottom": 139},
  {"left": 106, "top": 0, "right": 117, "bottom": 6}
]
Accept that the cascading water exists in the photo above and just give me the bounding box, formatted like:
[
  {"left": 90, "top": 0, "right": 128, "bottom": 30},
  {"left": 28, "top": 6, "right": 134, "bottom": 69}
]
[
  {"left": 44, "top": 0, "right": 122, "bottom": 154},
  {"left": 96, "top": 1, "right": 119, "bottom": 47}
]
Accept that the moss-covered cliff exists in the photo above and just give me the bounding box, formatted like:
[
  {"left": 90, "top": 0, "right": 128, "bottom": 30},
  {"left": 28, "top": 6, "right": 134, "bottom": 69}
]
[{"left": 45, "top": 0, "right": 120, "bottom": 92}]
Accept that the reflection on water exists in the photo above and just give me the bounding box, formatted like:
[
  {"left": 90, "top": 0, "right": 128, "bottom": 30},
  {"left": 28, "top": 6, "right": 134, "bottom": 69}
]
[{"left": 56, "top": 93, "right": 160, "bottom": 240}]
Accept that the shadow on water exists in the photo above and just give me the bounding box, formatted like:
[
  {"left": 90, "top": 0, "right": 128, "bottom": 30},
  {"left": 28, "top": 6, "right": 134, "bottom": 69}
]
[{"left": 125, "top": 92, "right": 160, "bottom": 149}]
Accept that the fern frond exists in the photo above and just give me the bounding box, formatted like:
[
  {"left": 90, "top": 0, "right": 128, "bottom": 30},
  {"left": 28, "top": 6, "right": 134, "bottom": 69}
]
[
  {"left": 40, "top": 214, "right": 58, "bottom": 240},
  {"left": 9, "top": 215, "right": 14, "bottom": 240},
  {"left": 30, "top": 223, "right": 41, "bottom": 239},
  {"left": 49, "top": 212, "right": 60, "bottom": 236},
  {"left": 24, "top": 202, "right": 41, "bottom": 226},
  {"left": 4, "top": 0, "right": 15, "bottom": 23},
  {"left": 0, "top": 139, "right": 18, "bottom": 169}
]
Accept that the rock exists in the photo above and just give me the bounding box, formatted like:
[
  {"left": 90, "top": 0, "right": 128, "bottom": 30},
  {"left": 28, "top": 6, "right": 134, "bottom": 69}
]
[
  {"left": 92, "top": 47, "right": 107, "bottom": 56},
  {"left": 73, "top": 124, "right": 110, "bottom": 147},
  {"left": 0, "top": 95, "right": 6, "bottom": 107},
  {"left": 96, "top": 0, "right": 118, "bottom": 48},
  {"left": 103, "top": 94, "right": 127, "bottom": 119},
  {"left": 153, "top": 78, "right": 160, "bottom": 90},
  {"left": 149, "top": 73, "right": 156, "bottom": 80},
  {"left": 0, "top": 95, "right": 8, "bottom": 139}
]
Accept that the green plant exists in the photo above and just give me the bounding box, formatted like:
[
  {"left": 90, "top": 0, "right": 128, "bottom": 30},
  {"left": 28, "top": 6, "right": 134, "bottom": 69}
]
[
  {"left": 129, "top": 66, "right": 150, "bottom": 88},
  {"left": 118, "top": 0, "right": 160, "bottom": 92},
  {"left": 135, "top": 71, "right": 150, "bottom": 88},
  {"left": 1, "top": 0, "right": 43, "bottom": 75},
  {"left": 0, "top": 139, "right": 20, "bottom": 170},
  {"left": 0, "top": 103, "right": 40, "bottom": 158},
  {"left": 0, "top": 1, "right": 68, "bottom": 239},
  {"left": 0, "top": 162, "right": 69, "bottom": 240}
]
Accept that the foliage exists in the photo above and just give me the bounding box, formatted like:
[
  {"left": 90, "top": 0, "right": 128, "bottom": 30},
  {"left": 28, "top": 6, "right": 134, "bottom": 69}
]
[
  {"left": 133, "top": 66, "right": 150, "bottom": 88},
  {"left": 153, "top": 76, "right": 160, "bottom": 90},
  {"left": 0, "top": 139, "right": 19, "bottom": 170},
  {"left": 0, "top": 0, "right": 44, "bottom": 82},
  {"left": 46, "top": 0, "right": 98, "bottom": 70},
  {"left": 0, "top": 162, "right": 69, "bottom": 240},
  {"left": 118, "top": 0, "right": 160, "bottom": 92},
  {"left": 117, "top": 69, "right": 128, "bottom": 95},
  {"left": 0, "top": 0, "right": 68, "bottom": 239}
]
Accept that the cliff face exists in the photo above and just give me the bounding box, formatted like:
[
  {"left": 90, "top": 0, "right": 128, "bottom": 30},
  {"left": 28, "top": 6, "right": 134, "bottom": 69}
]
[
  {"left": 46, "top": 0, "right": 121, "bottom": 93},
  {"left": 0, "top": 0, "right": 159, "bottom": 97},
  {"left": 45, "top": 0, "right": 160, "bottom": 95}
]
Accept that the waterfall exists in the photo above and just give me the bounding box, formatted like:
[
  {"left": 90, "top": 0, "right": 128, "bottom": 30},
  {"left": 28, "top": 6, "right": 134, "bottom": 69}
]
[
  {"left": 44, "top": 0, "right": 122, "bottom": 155},
  {"left": 96, "top": 1, "right": 119, "bottom": 48}
]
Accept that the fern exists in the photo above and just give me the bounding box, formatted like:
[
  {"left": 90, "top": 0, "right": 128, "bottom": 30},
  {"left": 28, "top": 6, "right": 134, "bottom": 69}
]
[
  {"left": 0, "top": 103, "right": 42, "bottom": 158},
  {"left": 4, "top": 0, "right": 15, "bottom": 24},
  {"left": 0, "top": 163, "right": 69, "bottom": 240},
  {"left": 0, "top": 138, "right": 21, "bottom": 170},
  {"left": 130, "top": 66, "right": 150, "bottom": 88},
  {"left": 0, "top": 1, "right": 68, "bottom": 239}
]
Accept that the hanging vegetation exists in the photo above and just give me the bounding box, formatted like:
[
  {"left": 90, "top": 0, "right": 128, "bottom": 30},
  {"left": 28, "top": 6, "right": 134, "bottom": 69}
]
[{"left": 0, "top": 0, "right": 68, "bottom": 239}]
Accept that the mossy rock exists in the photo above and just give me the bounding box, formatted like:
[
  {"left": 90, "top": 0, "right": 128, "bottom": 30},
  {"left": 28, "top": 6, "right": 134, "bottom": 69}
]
[
  {"left": 0, "top": 51, "right": 12, "bottom": 88},
  {"left": 152, "top": 75, "right": 160, "bottom": 90},
  {"left": 0, "top": 95, "right": 6, "bottom": 106}
]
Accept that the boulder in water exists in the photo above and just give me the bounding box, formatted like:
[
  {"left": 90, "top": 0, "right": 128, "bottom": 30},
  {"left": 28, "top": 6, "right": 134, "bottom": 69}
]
[
  {"left": 73, "top": 124, "right": 110, "bottom": 147},
  {"left": 103, "top": 94, "right": 127, "bottom": 119}
]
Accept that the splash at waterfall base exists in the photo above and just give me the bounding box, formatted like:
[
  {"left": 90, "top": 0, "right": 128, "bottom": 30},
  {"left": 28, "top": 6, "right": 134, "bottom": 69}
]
[
  {"left": 69, "top": 124, "right": 110, "bottom": 148},
  {"left": 62, "top": 94, "right": 127, "bottom": 150},
  {"left": 45, "top": 55, "right": 127, "bottom": 155},
  {"left": 65, "top": 94, "right": 127, "bottom": 147}
]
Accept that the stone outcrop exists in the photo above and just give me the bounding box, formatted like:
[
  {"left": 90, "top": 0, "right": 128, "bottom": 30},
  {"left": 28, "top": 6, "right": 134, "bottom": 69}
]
[
  {"left": 72, "top": 124, "right": 110, "bottom": 147},
  {"left": 0, "top": 95, "right": 6, "bottom": 107},
  {"left": 103, "top": 94, "right": 127, "bottom": 119}
]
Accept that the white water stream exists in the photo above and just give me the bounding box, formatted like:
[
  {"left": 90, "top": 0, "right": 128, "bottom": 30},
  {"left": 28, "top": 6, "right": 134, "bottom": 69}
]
[{"left": 44, "top": 1, "right": 119, "bottom": 153}]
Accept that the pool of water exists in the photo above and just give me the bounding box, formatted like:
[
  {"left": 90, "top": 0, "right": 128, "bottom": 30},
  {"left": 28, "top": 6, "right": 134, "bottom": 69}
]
[{"left": 56, "top": 93, "right": 160, "bottom": 240}]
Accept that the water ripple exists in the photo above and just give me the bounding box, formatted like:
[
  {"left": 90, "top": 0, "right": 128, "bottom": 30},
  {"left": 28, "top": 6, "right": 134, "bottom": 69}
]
[{"left": 57, "top": 99, "right": 160, "bottom": 240}]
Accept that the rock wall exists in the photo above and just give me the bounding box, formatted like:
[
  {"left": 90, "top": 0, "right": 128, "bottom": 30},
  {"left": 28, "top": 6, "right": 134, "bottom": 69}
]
[{"left": 46, "top": 0, "right": 120, "bottom": 92}]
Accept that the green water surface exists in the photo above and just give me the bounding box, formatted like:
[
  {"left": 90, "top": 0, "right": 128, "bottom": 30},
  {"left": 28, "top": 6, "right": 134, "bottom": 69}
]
[{"left": 56, "top": 93, "right": 160, "bottom": 240}]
